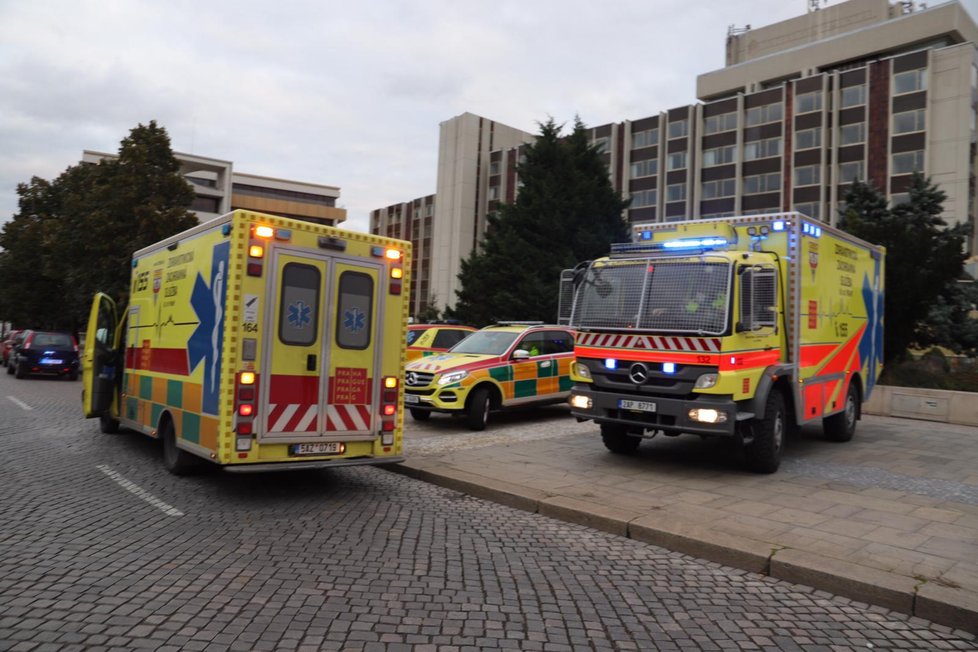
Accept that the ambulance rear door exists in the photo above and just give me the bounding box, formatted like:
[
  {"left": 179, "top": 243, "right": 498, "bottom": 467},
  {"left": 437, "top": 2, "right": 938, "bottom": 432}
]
[{"left": 259, "top": 248, "right": 383, "bottom": 443}]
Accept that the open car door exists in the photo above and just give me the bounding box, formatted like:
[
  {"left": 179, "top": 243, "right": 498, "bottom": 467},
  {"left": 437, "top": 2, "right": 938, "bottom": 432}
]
[{"left": 82, "top": 293, "right": 119, "bottom": 418}]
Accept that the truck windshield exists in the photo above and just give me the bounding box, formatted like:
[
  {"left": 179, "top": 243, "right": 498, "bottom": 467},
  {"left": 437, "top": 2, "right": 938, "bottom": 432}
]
[
  {"left": 449, "top": 331, "right": 519, "bottom": 356},
  {"left": 571, "top": 257, "right": 732, "bottom": 334}
]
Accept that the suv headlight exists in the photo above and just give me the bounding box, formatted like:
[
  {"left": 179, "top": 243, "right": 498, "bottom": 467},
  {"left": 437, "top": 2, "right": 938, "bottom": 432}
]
[
  {"left": 437, "top": 370, "right": 469, "bottom": 386},
  {"left": 694, "top": 373, "right": 718, "bottom": 389},
  {"left": 573, "top": 362, "right": 592, "bottom": 380}
]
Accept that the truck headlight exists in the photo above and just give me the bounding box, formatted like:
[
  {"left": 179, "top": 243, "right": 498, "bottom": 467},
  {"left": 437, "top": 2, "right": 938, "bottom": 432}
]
[
  {"left": 437, "top": 370, "right": 468, "bottom": 386},
  {"left": 694, "top": 373, "right": 718, "bottom": 389},
  {"left": 573, "top": 362, "right": 592, "bottom": 380},
  {"left": 569, "top": 394, "right": 592, "bottom": 410},
  {"left": 688, "top": 408, "right": 727, "bottom": 424}
]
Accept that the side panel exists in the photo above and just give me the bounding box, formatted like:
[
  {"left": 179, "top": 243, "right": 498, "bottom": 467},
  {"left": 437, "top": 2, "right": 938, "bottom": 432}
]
[
  {"left": 123, "top": 225, "right": 232, "bottom": 456},
  {"left": 82, "top": 293, "right": 118, "bottom": 417}
]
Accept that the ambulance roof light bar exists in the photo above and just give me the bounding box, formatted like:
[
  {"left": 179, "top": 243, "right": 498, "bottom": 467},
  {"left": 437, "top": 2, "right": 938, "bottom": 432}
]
[{"left": 610, "top": 237, "right": 730, "bottom": 257}]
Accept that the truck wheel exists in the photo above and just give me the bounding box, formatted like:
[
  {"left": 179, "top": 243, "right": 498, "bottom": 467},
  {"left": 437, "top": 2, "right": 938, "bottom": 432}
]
[
  {"left": 409, "top": 408, "right": 431, "bottom": 421},
  {"left": 465, "top": 387, "right": 490, "bottom": 431},
  {"left": 601, "top": 423, "right": 641, "bottom": 455},
  {"left": 161, "top": 420, "right": 198, "bottom": 476},
  {"left": 99, "top": 414, "right": 120, "bottom": 434},
  {"left": 744, "top": 390, "right": 785, "bottom": 474},
  {"left": 824, "top": 382, "right": 858, "bottom": 442}
]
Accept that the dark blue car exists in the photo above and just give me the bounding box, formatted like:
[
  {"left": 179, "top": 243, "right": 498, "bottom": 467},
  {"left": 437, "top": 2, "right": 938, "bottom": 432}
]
[{"left": 8, "top": 330, "right": 80, "bottom": 380}]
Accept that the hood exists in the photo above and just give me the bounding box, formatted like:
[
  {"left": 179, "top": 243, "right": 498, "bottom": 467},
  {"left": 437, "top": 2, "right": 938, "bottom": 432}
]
[{"left": 405, "top": 352, "right": 498, "bottom": 374}]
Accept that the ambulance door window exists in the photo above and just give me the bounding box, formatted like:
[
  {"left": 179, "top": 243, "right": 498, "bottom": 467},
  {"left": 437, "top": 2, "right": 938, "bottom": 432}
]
[
  {"left": 279, "top": 263, "right": 320, "bottom": 346},
  {"left": 335, "top": 272, "right": 373, "bottom": 350}
]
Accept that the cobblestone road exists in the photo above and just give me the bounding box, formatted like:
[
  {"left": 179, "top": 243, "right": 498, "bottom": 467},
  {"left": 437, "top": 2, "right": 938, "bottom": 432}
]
[{"left": 1, "top": 375, "right": 975, "bottom": 651}]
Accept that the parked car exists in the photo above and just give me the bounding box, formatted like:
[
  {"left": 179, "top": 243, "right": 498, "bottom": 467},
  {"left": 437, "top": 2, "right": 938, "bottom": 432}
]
[
  {"left": 406, "top": 323, "right": 477, "bottom": 362},
  {"left": 404, "top": 322, "right": 575, "bottom": 430},
  {"left": 7, "top": 330, "right": 80, "bottom": 380},
  {"left": 1, "top": 329, "right": 24, "bottom": 366}
]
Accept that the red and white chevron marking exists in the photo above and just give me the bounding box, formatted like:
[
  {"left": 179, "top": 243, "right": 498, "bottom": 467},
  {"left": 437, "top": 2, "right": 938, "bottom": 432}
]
[
  {"left": 325, "top": 404, "right": 373, "bottom": 431},
  {"left": 267, "top": 404, "right": 318, "bottom": 433},
  {"left": 576, "top": 332, "right": 721, "bottom": 353}
]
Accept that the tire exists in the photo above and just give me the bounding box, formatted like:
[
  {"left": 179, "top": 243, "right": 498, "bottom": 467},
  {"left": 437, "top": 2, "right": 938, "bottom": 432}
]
[
  {"left": 409, "top": 408, "right": 431, "bottom": 421},
  {"left": 465, "top": 387, "right": 491, "bottom": 431},
  {"left": 161, "top": 419, "right": 198, "bottom": 476},
  {"left": 601, "top": 423, "right": 641, "bottom": 455},
  {"left": 824, "top": 381, "right": 859, "bottom": 442},
  {"left": 744, "top": 390, "right": 786, "bottom": 474},
  {"left": 14, "top": 362, "right": 26, "bottom": 379},
  {"left": 99, "top": 414, "right": 120, "bottom": 434}
]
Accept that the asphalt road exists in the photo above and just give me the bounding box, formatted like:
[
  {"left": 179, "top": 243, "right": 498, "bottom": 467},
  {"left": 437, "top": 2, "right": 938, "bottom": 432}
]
[{"left": 0, "top": 372, "right": 975, "bottom": 651}]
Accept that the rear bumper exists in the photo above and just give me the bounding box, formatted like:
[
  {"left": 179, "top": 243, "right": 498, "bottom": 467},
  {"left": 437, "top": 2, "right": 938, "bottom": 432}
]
[
  {"left": 569, "top": 385, "right": 738, "bottom": 437},
  {"left": 222, "top": 456, "right": 405, "bottom": 473}
]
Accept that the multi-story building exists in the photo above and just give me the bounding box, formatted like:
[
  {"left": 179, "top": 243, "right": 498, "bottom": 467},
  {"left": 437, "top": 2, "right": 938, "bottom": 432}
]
[
  {"left": 375, "top": 0, "right": 978, "bottom": 315},
  {"left": 82, "top": 150, "right": 347, "bottom": 226}
]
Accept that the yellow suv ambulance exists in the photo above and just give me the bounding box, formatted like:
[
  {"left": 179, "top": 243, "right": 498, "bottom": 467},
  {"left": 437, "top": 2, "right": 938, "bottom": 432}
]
[{"left": 403, "top": 323, "right": 575, "bottom": 430}]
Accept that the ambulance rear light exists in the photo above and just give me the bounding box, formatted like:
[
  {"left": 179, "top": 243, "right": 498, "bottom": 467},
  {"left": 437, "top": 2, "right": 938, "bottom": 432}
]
[
  {"left": 247, "top": 237, "right": 264, "bottom": 277},
  {"left": 235, "top": 436, "right": 253, "bottom": 452},
  {"left": 249, "top": 244, "right": 264, "bottom": 258},
  {"left": 384, "top": 377, "right": 398, "bottom": 389},
  {"left": 236, "top": 422, "right": 253, "bottom": 435},
  {"left": 389, "top": 266, "right": 403, "bottom": 295},
  {"left": 247, "top": 262, "right": 263, "bottom": 277},
  {"left": 254, "top": 225, "right": 274, "bottom": 239},
  {"left": 240, "top": 372, "right": 256, "bottom": 385},
  {"left": 383, "top": 404, "right": 396, "bottom": 416},
  {"left": 381, "top": 432, "right": 394, "bottom": 446},
  {"left": 238, "top": 404, "right": 254, "bottom": 417},
  {"left": 385, "top": 248, "right": 402, "bottom": 261}
]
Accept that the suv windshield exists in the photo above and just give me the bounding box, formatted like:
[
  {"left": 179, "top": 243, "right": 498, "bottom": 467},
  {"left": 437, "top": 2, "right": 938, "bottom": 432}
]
[
  {"left": 449, "top": 331, "right": 519, "bottom": 356},
  {"left": 571, "top": 257, "right": 732, "bottom": 334}
]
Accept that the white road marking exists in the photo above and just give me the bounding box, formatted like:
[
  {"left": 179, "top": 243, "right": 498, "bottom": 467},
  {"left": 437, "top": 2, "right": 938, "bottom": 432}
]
[
  {"left": 96, "top": 465, "right": 184, "bottom": 516},
  {"left": 7, "top": 396, "right": 33, "bottom": 410}
]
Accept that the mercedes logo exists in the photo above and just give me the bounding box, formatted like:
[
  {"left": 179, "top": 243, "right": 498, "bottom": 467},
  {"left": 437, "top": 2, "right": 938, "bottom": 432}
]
[
  {"left": 628, "top": 363, "right": 649, "bottom": 385},
  {"left": 405, "top": 371, "right": 419, "bottom": 386}
]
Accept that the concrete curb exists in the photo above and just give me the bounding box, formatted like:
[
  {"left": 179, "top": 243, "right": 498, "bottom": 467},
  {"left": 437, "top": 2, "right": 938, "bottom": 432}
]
[{"left": 386, "top": 460, "right": 978, "bottom": 636}]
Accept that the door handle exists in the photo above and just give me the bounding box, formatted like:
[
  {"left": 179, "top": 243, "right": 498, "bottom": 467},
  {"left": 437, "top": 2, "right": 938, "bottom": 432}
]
[{"left": 307, "top": 354, "right": 316, "bottom": 371}]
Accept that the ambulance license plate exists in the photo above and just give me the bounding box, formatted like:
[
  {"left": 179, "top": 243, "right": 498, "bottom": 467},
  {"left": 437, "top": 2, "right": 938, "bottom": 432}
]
[
  {"left": 291, "top": 442, "right": 342, "bottom": 456},
  {"left": 619, "top": 399, "right": 656, "bottom": 413},
  {"left": 404, "top": 394, "right": 420, "bottom": 404}
]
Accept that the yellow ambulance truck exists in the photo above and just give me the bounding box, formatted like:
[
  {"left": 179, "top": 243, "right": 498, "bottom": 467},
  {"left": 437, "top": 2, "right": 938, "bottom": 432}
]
[
  {"left": 82, "top": 210, "right": 411, "bottom": 474},
  {"left": 560, "top": 212, "right": 884, "bottom": 473}
]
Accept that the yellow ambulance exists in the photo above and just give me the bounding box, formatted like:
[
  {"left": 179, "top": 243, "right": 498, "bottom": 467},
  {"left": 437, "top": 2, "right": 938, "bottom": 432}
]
[{"left": 82, "top": 210, "right": 411, "bottom": 474}]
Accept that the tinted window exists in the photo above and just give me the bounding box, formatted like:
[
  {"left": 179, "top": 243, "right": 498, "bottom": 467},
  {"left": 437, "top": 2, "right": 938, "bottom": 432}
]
[
  {"left": 336, "top": 272, "right": 373, "bottom": 350},
  {"left": 32, "top": 332, "right": 73, "bottom": 348},
  {"left": 279, "top": 263, "right": 320, "bottom": 346},
  {"left": 432, "top": 329, "right": 468, "bottom": 349},
  {"left": 544, "top": 331, "right": 574, "bottom": 354}
]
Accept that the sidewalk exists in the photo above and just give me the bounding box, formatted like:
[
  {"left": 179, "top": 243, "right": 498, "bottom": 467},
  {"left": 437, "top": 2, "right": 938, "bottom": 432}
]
[{"left": 391, "top": 412, "right": 978, "bottom": 635}]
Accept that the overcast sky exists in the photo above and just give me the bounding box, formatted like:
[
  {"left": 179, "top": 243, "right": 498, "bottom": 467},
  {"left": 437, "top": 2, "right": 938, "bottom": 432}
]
[{"left": 2, "top": 0, "right": 975, "bottom": 233}]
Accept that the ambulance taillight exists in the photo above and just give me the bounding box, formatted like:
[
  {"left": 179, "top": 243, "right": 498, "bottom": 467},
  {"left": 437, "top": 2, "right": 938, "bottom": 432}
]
[
  {"left": 381, "top": 376, "right": 398, "bottom": 444},
  {"left": 248, "top": 226, "right": 273, "bottom": 277},
  {"left": 235, "top": 372, "right": 257, "bottom": 448},
  {"left": 389, "top": 266, "right": 403, "bottom": 295}
]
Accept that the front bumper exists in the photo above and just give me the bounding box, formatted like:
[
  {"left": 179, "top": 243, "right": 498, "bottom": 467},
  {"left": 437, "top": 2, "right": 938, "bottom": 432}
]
[
  {"left": 404, "top": 386, "right": 468, "bottom": 414},
  {"left": 569, "top": 385, "right": 739, "bottom": 437}
]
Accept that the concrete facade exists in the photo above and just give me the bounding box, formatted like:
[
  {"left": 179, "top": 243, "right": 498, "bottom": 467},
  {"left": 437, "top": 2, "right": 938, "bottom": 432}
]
[{"left": 82, "top": 150, "right": 347, "bottom": 226}]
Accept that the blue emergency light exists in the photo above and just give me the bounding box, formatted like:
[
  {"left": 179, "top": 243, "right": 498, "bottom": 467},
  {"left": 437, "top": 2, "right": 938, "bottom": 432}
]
[{"left": 661, "top": 237, "right": 728, "bottom": 250}]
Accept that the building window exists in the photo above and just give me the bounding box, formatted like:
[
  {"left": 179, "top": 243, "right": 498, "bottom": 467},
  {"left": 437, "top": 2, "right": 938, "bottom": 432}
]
[
  {"left": 794, "top": 164, "right": 821, "bottom": 186},
  {"left": 630, "top": 158, "right": 658, "bottom": 178},
  {"left": 701, "top": 178, "right": 736, "bottom": 199},
  {"left": 841, "top": 85, "right": 866, "bottom": 108},
  {"left": 795, "top": 202, "right": 821, "bottom": 219},
  {"left": 743, "top": 173, "right": 780, "bottom": 195},
  {"left": 892, "top": 150, "right": 924, "bottom": 174},
  {"left": 667, "top": 151, "right": 687, "bottom": 170},
  {"left": 630, "top": 189, "right": 657, "bottom": 207},
  {"left": 795, "top": 128, "right": 821, "bottom": 150},
  {"left": 795, "top": 91, "right": 822, "bottom": 114},
  {"left": 744, "top": 137, "right": 782, "bottom": 161},
  {"left": 666, "top": 183, "right": 687, "bottom": 202},
  {"left": 893, "top": 69, "right": 927, "bottom": 95},
  {"left": 488, "top": 186, "right": 499, "bottom": 200},
  {"left": 425, "top": 204, "right": 433, "bottom": 217},
  {"left": 890, "top": 193, "right": 910, "bottom": 206},
  {"left": 840, "top": 123, "right": 866, "bottom": 146},
  {"left": 489, "top": 161, "right": 500, "bottom": 175},
  {"left": 838, "top": 161, "right": 864, "bottom": 183},
  {"left": 631, "top": 128, "right": 659, "bottom": 149},
  {"left": 704, "top": 112, "right": 737, "bottom": 134},
  {"left": 893, "top": 109, "right": 925, "bottom": 134},
  {"left": 745, "top": 102, "right": 783, "bottom": 127},
  {"left": 668, "top": 120, "right": 688, "bottom": 139},
  {"left": 702, "top": 145, "right": 735, "bottom": 167},
  {"left": 593, "top": 137, "right": 609, "bottom": 153}
]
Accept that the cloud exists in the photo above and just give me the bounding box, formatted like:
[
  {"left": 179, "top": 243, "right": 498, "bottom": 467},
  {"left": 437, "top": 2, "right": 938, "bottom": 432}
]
[{"left": 3, "top": 0, "right": 970, "bottom": 234}]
